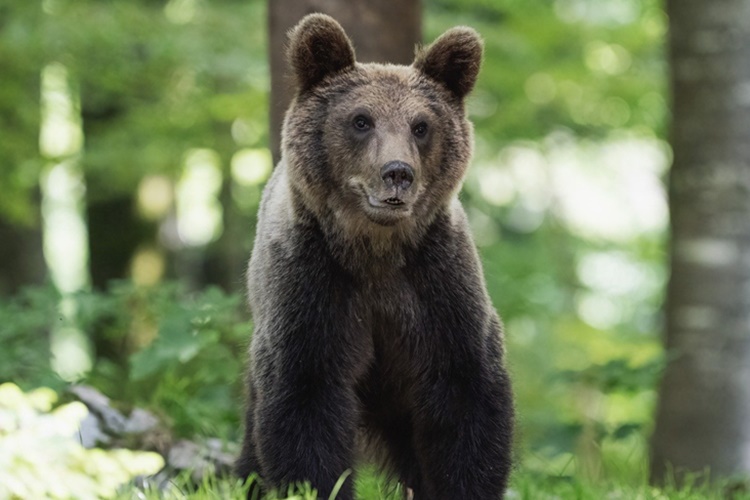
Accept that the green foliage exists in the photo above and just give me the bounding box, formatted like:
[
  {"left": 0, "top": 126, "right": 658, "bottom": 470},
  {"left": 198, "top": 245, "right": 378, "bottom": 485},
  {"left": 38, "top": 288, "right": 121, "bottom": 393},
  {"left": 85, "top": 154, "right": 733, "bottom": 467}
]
[
  {"left": 0, "top": 0, "right": 268, "bottom": 217},
  {"left": 1, "top": 0, "right": 676, "bottom": 490},
  {"left": 0, "top": 283, "right": 64, "bottom": 390},
  {"left": 511, "top": 471, "right": 750, "bottom": 500},
  {"left": 0, "top": 382, "right": 164, "bottom": 499},
  {"left": 0, "top": 280, "right": 250, "bottom": 439},
  {"left": 57, "top": 0, "right": 267, "bottom": 199},
  {"left": 560, "top": 357, "right": 663, "bottom": 394},
  {"left": 78, "top": 281, "right": 252, "bottom": 440},
  {"left": 427, "top": 0, "right": 667, "bottom": 140},
  {"left": 118, "top": 466, "right": 750, "bottom": 500},
  {"left": 0, "top": 1, "right": 45, "bottom": 225},
  {"left": 422, "top": 0, "right": 671, "bottom": 475}
]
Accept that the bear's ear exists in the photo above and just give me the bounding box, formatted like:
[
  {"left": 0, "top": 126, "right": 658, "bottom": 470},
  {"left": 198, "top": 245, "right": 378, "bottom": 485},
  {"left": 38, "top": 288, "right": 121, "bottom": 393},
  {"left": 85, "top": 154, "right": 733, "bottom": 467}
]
[
  {"left": 414, "top": 27, "right": 483, "bottom": 100},
  {"left": 287, "top": 14, "right": 356, "bottom": 93}
]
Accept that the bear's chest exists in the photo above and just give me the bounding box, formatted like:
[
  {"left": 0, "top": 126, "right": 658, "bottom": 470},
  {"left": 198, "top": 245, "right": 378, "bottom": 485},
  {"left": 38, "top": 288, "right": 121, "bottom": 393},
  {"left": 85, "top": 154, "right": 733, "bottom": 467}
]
[
  {"left": 352, "top": 270, "right": 423, "bottom": 372},
  {"left": 356, "top": 268, "right": 418, "bottom": 326}
]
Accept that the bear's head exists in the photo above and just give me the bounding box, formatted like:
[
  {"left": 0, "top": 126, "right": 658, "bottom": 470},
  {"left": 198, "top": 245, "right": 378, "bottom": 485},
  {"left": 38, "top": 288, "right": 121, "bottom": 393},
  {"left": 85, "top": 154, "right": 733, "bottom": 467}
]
[{"left": 282, "top": 14, "right": 482, "bottom": 247}]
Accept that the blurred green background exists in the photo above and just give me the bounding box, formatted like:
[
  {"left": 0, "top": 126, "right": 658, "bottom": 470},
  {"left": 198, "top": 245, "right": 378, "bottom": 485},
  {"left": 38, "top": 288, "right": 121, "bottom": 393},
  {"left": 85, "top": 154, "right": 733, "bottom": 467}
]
[{"left": 1, "top": 0, "right": 679, "bottom": 497}]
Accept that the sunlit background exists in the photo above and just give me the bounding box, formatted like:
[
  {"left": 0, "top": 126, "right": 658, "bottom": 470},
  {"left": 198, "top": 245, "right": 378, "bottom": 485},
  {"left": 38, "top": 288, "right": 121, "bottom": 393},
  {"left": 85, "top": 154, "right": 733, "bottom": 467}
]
[{"left": 1, "top": 0, "right": 674, "bottom": 496}]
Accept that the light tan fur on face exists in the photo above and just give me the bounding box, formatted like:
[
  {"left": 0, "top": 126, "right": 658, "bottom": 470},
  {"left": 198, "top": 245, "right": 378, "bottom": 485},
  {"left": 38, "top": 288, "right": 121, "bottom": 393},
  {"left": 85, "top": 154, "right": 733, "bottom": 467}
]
[
  {"left": 325, "top": 68, "right": 432, "bottom": 213},
  {"left": 278, "top": 15, "right": 482, "bottom": 272}
]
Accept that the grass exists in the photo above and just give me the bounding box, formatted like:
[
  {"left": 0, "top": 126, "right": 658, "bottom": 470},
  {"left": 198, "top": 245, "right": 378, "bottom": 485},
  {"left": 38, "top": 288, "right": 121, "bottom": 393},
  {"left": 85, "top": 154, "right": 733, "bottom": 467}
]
[
  {"left": 120, "top": 466, "right": 750, "bottom": 499},
  {"left": 510, "top": 472, "right": 750, "bottom": 500}
]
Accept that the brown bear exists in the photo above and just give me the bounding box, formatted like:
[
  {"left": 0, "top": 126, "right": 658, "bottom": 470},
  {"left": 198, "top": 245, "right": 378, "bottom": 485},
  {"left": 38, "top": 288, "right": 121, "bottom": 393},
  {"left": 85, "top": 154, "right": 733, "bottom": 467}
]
[{"left": 236, "top": 14, "right": 514, "bottom": 500}]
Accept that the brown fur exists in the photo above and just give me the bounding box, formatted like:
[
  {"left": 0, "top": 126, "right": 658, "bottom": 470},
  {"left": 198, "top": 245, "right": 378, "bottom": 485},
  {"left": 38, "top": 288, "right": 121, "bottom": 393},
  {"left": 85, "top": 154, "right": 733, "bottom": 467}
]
[
  {"left": 282, "top": 26, "right": 478, "bottom": 268},
  {"left": 237, "top": 14, "right": 513, "bottom": 500},
  {"left": 287, "top": 14, "right": 357, "bottom": 93}
]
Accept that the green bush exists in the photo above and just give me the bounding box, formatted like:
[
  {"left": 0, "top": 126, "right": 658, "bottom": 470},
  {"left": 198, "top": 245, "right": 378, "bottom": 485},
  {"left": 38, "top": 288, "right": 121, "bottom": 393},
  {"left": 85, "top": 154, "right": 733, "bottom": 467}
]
[
  {"left": 1, "top": 281, "right": 251, "bottom": 441},
  {"left": 0, "top": 284, "right": 64, "bottom": 390},
  {"left": 79, "top": 282, "right": 252, "bottom": 440}
]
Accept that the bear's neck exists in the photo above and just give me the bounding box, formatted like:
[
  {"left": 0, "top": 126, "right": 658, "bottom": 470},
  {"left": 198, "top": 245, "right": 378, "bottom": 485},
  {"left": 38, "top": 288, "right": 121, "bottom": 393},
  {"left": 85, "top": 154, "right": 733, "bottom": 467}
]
[{"left": 291, "top": 191, "right": 440, "bottom": 274}]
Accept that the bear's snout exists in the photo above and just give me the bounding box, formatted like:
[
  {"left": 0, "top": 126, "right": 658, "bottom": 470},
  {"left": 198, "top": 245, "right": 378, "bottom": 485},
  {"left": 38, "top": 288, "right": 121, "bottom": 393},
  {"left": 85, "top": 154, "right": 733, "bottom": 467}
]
[{"left": 380, "top": 161, "right": 414, "bottom": 191}]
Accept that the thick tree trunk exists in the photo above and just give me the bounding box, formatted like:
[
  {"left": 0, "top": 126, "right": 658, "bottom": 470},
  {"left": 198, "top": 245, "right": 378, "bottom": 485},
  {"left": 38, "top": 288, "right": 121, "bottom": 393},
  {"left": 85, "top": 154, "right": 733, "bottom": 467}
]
[
  {"left": 268, "top": 0, "right": 422, "bottom": 163},
  {"left": 650, "top": 0, "right": 750, "bottom": 483}
]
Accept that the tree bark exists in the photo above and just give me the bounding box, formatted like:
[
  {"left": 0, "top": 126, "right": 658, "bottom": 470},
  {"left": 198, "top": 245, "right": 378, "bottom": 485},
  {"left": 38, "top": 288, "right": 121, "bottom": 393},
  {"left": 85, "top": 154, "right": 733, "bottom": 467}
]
[
  {"left": 650, "top": 0, "right": 750, "bottom": 483},
  {"left": 267, "top": 0, "right": 422, "bottom": 164}
]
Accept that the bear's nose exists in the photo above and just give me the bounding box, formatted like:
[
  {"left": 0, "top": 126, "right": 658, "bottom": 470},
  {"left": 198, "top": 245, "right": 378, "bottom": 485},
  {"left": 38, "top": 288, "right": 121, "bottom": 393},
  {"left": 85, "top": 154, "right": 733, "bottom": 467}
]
[{"left": 380, "top": 161, "right": 414, "bottom": 190}]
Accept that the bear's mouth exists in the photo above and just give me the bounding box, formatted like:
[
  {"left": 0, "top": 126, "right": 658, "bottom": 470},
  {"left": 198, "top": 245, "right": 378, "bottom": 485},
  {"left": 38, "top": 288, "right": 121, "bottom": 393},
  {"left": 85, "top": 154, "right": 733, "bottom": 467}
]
[
  {"left": 349, "top": 181, "right": 413, "bottom": 225},
  {"left": 360, "top": 190, "right": 413, "bottom": 226},
  {"left": 368, "top": 194, "right": 406, "bottom": 208}
]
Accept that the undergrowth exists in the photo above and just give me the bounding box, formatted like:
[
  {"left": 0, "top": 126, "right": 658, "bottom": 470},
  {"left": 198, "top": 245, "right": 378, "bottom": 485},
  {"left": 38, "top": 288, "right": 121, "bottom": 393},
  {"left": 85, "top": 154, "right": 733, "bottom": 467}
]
[{"left": 121, "top": 466, "right": 750, "bottom": 500}]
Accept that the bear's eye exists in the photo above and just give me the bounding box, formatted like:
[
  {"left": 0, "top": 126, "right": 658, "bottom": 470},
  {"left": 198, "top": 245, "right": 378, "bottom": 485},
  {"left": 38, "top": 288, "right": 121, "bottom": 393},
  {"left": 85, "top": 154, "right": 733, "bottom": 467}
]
[
  {"left": 353, "top": 115, "right": 372, "bottom": 132},
  {"left": 412, "top": 122, "right": 429, "bottom": 139}
]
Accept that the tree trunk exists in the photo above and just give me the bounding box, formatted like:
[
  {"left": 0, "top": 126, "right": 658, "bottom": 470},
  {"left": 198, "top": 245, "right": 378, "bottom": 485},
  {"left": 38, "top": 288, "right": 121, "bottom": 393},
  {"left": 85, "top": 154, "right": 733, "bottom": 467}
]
[
  {"left": 650, "top": 0, "right": 750, "bottom": 484},
  {"left": 0, "top": 215, "right": 46, "bottom": 296},
  {"left": 268, "top": 0, "right": 422, "bottom": 163}
]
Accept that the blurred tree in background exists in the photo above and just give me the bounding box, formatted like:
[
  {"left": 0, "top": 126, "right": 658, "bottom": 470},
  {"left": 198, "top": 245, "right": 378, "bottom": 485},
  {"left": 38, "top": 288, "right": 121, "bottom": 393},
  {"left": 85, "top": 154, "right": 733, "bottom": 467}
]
[
  {"left": 650, "top": 0, "right": 750, "bottom": 484},
  {"left": 3, "top": 0, "right": 745, "bottom": 493}
]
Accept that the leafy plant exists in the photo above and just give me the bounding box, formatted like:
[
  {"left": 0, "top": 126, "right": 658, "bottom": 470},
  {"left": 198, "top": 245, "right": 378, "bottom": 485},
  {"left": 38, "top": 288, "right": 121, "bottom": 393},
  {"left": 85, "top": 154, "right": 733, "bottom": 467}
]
[
  {"left": 0, "top": 284, "right": 63, "bottom": 390},
  {"left": 80, "top": 281, "right": 252, "bottom": 440}
]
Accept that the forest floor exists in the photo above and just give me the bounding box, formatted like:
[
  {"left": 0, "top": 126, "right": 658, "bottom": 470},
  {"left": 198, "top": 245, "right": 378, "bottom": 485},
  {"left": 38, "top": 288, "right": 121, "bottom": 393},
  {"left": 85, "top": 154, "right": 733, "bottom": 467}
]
[{"left": 120, "top": 467, "right": 750, "bottom": 500}]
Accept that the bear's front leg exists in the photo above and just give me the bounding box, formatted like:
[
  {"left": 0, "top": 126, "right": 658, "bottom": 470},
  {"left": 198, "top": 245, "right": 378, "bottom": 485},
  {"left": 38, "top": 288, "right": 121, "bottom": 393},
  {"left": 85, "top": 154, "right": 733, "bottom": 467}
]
[
  {"left": 404, "top": 222, "right": 514, "bottom": 499},
  {"left": 253, "top": 375, "right": 359, "bottom": 499},
  {"left": 408, "top": 311, "right": 514, "bottom": 499},
  {"left": 246, "top": 241, "right": 367, "bottom": 500},
  {"left": 412, "top": 362, "right": 513, "bottom": 499}
]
